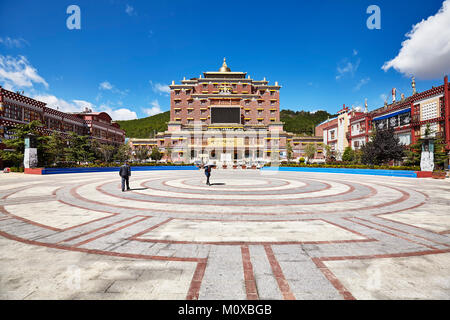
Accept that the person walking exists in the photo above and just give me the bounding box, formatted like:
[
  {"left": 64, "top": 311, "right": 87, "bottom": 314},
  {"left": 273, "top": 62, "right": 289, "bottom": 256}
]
[
  {"left": 204, "top": 163, "right": 212, "bottom": 186},
  {"left": 119, "top": 161, "right": 131, "bottom": 192}
]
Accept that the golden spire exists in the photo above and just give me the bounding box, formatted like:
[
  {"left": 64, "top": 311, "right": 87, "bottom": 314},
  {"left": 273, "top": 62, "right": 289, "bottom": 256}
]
[{"left": 219, "top": 57, "right": 231, "bottom": 72}]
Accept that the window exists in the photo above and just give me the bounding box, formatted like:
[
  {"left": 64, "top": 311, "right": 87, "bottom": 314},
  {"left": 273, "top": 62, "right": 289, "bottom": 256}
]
[
  {"left": 203, "top": 84, "right": 208, "bottom": 89},
  {"left": 258, "top": 100, "right": 263, "bottom": 106},
  {"left": 270, "top": 101, "right": 276, "bottom": 106},
  {"left": 245, "top": 100, "right": 250, "bottom": 106},
  {"left": 24, "top": 109, "right": 40, "bottom": 122},
  {"left": 4, "top": 104, "right": 22, "bottom": 121}
]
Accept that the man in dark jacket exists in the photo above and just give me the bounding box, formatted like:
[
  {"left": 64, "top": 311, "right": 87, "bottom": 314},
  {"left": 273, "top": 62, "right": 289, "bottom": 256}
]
[
  {"left": 204, "top": 163, "right": 212, "bottom": 186},
  {"left": 119, "top": 161, "right": 131, "bottom": 192}
]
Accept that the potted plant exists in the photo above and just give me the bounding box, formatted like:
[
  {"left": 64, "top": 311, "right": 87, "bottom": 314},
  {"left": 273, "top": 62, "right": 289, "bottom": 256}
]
[
  {"left": 241, "top": 164, "right": 247, "bottom": 169},
  {"left": 233, "top": 164, "right": 237, "bottom": 169},
  {"left": 222, "top": 164, "right": 227, "bottom": 169}
]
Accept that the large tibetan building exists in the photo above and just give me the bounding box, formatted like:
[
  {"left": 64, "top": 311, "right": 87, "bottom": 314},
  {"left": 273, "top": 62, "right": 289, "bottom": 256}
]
[{"left": 150, "top": 59, "right": 323, "bottom": 164}]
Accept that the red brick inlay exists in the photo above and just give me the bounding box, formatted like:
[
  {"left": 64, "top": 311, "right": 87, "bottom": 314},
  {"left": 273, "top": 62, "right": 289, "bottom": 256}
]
[
  {"left": 58, "top": 215, "right": 143, "bottom": 244},
  {"left": 311, "top": 258, "right": 356, "bottom": 300},
  {"left": 186, "top": 260, "right": 208, "bottom": 300},
  {"left": 241, "top": 245, "right": 259, "bottom": 300},
  {"left": 354, "top": 217, "right": 450, "bottom": 248},
  {"left": 264, "top": 245, "right": 295, "bottom": 300},
  {"left": 72, "top": 216, "right": 150, "bottom": 247},
  {"left": 345, "top": 217, "right": 438, "bottom": 250}
]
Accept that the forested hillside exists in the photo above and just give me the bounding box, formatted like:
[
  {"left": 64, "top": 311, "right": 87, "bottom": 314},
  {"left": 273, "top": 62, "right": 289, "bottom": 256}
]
[
  {"left": 116, "top": 109, "right": 335, "bottom": 138},
  {"left": 280, "top": 110, "right": 335, "bottom": 136},
  {"left": 115, "top": 111, "right": 170, "bottom": 138}
]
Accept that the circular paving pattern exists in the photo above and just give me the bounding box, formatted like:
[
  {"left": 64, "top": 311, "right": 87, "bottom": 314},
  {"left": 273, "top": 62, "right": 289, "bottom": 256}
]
[{"left": 0, "top": 170, "right": 449, "bottom": 300}]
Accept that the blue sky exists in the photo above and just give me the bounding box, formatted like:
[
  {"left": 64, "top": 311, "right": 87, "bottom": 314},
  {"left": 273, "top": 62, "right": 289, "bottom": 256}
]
[{"left": 1, "top": 0, "right": 450, "bottom": 119}]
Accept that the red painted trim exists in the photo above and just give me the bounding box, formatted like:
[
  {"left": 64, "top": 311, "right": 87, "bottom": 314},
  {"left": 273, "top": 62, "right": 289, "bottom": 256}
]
[
  {"left": 24, "top": 168, "right": 43, "bottom": 175},
  {"left": 416, "top": 171, "right": 432, "bottom": 178}
]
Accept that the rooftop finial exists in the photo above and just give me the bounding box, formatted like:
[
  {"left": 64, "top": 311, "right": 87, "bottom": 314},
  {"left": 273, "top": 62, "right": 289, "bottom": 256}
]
[
  {"left": 219, "top": 57, "right": 231, "bottom": 72},
  {"left": 412, "top": 76, "right": 416, "bottom": 94}
]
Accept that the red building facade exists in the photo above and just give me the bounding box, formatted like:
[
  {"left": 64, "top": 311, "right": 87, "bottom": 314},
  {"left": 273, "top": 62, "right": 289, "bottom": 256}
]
[
  {"left": 320, "top": 76, "right": 450, "bottom": 162},
  {"left": 0, "top": 86, "right": 125, "bottom": 168}
]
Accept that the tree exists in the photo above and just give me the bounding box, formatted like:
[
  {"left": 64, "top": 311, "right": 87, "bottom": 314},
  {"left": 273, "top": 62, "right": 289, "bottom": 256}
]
[
  {"left": 433, "top": 137, "right": 447, "bottom": 170},
  {"left": 304, "top": 143, "right": 317, "bottom": 163},
  {"left": 342, "top": 146, "right": 355, "bottom": 163},
  {"left": 92, "top": 141, "right": 115, "bottom": 163},
  {"left": 323, "top": 144, "right": 336, "bottom": 163},
  {"left": 114, "top": 144, "right": 131, "bottom": 162},
  {"left": 0, "top": 120, "right": 47, "bottom": 167},
  {"left": 286, "top": 141, "right": 293, "bottom": 163},
  {"left": 150, "top": 147, "right": 163, "bottom": 161},
  {"left": 361, "top": 128, "right": 405, "bottom": 165},
  {"left": 166, "top": 146, "right": 172, "bottom": 162},
  {"left": 45, "top": 132, "right": 68, "bottom": 165},
  {"left": 65, "top": 132, "right": 95, "bottom": 163},
  {"left": 134, "top": 146, "right": 149, "bottom": 162}
]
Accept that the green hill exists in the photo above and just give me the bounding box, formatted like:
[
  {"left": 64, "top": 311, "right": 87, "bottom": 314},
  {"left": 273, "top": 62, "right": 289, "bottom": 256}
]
[
  {"left": 116, "top": 109, "right": 335, "bottom": 138},
  {"left": 280, "top": 110, "right": 335, "bottom": 136},
  {"left": 115, "top": 111, "right": 170, "bottom": 138}
]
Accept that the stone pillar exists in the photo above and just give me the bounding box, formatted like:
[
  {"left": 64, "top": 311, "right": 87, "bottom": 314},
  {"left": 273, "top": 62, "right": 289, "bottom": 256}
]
[{"left": 24, "top": 134, "right": 38, "bottom": 169}]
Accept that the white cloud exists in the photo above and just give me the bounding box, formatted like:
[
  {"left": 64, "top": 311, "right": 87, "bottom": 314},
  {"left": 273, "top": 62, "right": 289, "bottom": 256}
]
[
  {"left": 336, "top": 59, "right": 360, "bottom": 80},
  {"left": 0, "top": 37, "right": 29, "bottom": 48},
  {"left": 143, "top": 100, "right": 164, "bottom": 116},
  {"left": 98, "top": 81, "right": 128, "bottom": 96},
  {"left": 0, "top": 55, "right": 48, "bottom": 90},
  {"left": 34, "top": 94, "right": 137, "bottom": 120},
  {"left": 125, "top": 4, "right": 136, "bottom": 16},
  {"left": 73, "top": 99, "right": 95, "bottom": 112},
  {"left": 353, "top": 49, "right": 358, "bottom": 56},
  {"left": 33, "top": 94, "right": 84, "bottom": 113},
  {"left": 99, "top": 81, "right": 113, "bottom": 90},
  {"left": 354, "top": 77, "right": 370, "bottom": 91},
  {"left": 382, "top": 0, "right": 450, "bottom": 79},
  {"left": 99, "top": 104, "right": 137, "bottom": 120},
  {"left": 150, "top": 81, "right": 170, "bottom": 95}
]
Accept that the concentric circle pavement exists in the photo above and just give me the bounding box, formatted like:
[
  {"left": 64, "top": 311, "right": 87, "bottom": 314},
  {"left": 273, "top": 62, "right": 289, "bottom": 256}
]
[{"left": 0, "top": 170, "right": 449, "bottom": 300}]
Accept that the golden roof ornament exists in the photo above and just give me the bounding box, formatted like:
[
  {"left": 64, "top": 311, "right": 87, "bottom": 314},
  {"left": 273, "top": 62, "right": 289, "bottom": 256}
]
[
  {"left": 219, "top": 58, "right": 231, "bottom": 72},
  {"left": 412, "top": 76, "right": 416, "bottom": 94}
]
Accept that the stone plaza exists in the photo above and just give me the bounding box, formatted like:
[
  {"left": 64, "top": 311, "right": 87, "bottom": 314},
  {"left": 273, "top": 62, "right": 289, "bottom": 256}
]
[{"left": 0, "top": 169, "right": 449, "bottom": 300}]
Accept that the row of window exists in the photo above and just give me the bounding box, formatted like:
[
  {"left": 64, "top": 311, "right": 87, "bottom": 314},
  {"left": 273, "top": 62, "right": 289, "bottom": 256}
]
[{"left": 173, "top": 100, "right": 278, "bottom": 106}]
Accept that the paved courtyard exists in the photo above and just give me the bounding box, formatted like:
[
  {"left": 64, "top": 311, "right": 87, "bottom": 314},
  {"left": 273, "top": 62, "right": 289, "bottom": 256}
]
[{"left": 0, "top": 169, "right": 449, "bottom": 300}]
